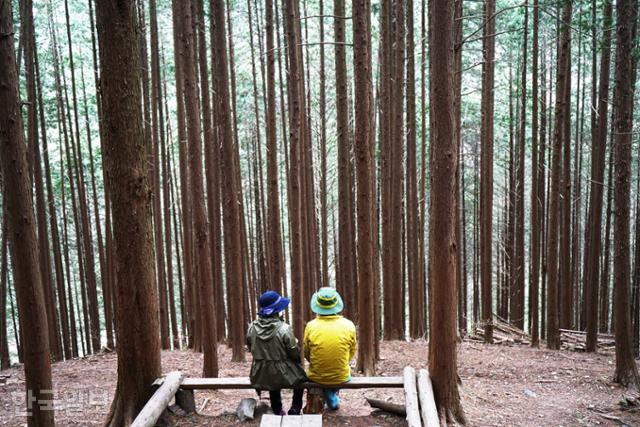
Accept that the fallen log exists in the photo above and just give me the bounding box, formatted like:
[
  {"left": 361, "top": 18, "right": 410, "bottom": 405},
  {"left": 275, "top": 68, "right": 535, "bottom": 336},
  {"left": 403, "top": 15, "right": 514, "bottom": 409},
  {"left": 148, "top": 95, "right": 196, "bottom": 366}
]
[
  {"left": 132, "top": 371, "right": 185, "bottom": 427},
  {"left": 417, "top": 369, "right": 440, "bottom": 427},
  {"left": 366, "top": 398, "right": 406, "bottom": 416},
  {"left": 403, "top": 367, "right": 422, "bottom": 427}
]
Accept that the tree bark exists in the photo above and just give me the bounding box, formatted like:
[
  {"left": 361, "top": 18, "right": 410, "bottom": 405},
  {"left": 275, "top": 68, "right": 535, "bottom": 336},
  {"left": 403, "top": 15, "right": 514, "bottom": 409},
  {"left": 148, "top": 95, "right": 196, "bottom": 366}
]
[
  {"left": 95, "top": 0, "right": 162, "bottom": 423},
  {"left": 0, "top": 1, "right": 55, "bottom": 423},
  {"left": 546, "top": 0, "right": 572, "bottom": 350},
  {"left": 353, "top": 0, "right": 376, "bottom": 375},
  {"left": 480, "top": 0, "right": 496, "bottom": 344},
  {"left": 428, "top": 0, "right": 466, "bottom": 422},
  {"left": 0, "top": 218, "right": 10, "bottom": 369},
  {"left": 211, "top": 0, "right": 247, "bottom": 361},
  {"left": 612, "top": 0, "right": 640, "bottom": 388},
  {"left": 584, "top": 0, "right": 612, "bottom": 352},
  {"left": 265, "top": 0, "right": 285, "bottom": 296}
]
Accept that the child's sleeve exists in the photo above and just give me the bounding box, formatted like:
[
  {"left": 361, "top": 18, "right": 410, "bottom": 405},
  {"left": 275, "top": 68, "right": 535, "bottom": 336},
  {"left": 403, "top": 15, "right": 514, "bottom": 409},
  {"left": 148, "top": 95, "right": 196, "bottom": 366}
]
[
  {"left": 246, "top": 324, "right": 253, "bottom": 351},
  {"left": 303, "top": 325, "right": 311, "bottom": 362},
  {"left": 349, "top": 324, "right": 357, "bottom": 361},
  {"left": 283, "top": 326, "right": 301, "bottom": 363}
]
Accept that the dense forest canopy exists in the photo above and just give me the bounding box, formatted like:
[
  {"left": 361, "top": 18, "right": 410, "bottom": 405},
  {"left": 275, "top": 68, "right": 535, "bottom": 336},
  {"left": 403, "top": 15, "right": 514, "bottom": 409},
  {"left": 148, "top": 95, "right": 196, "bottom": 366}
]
[{"left": 1, "top": 0, "right": 640, "bottom": 424}]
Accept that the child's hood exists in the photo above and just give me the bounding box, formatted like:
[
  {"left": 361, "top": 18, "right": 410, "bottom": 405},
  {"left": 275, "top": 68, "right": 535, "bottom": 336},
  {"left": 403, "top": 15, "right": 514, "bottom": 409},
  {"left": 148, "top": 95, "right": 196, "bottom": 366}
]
[{"left": 252, "top": 316, "right": 283, "bottom": 340}]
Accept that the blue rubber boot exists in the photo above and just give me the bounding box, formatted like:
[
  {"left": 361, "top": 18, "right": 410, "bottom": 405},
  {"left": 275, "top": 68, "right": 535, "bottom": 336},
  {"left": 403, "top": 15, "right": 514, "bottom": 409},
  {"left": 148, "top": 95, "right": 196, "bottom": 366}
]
[{"left": 323, "top": 389, "right": 340, "bottom": 410}]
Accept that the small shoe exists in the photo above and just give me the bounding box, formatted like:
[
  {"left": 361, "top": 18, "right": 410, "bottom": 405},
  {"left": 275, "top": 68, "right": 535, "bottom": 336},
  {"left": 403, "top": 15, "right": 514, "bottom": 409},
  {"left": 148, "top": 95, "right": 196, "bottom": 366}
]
[
  {"left": 288, "top": 406, "right": 302, "bottom": 415},
  {"left": 326, "top": 394, "right": 340, "bottom": 411},
  {"left": 278, "top": 410, "right": 287, "bottom": 416}
]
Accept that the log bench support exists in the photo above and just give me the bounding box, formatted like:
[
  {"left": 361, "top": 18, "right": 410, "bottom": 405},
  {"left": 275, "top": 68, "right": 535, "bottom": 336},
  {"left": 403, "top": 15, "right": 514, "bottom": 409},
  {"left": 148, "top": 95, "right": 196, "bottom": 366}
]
[{"left": 175, "top": 388, "right": 196, "bottom": 414}]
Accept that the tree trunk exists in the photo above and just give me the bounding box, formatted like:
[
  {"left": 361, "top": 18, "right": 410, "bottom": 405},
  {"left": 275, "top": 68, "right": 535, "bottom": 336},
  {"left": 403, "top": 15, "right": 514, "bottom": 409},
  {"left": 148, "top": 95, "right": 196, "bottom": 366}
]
[
  {"left": 612, "top": 0, "right": 640, "bottom": 388},
  {"left": 265, "top": 0, "right": 285, "bottom": 296},
  {"left": 353, "top": 0, "right": 376, "bottom": 375},
  {"left": 428, "top": 0, "right": 466, "bottom": 422},
  {"left": 406, "top": 0, "right": 421, "bottom": 340},
  {"left": 0, "top": 218, "right": 10, "bottom": 369},
  {"left": 211, "top": 0, "right": 247, "bottom": 361},
  {"left": 176, "top": 0, "right": 219, "bottom": 375},
  {"left": 512, "top": 1, "right": 527, "bottom": 331},
  {"left": 64, "top": 0, "right": 101, "bottom": 353},
  {"left": 95, "top": 0, "right": 162, "bottom": 423},
  {"left": 546, "top": 0, "right": 572, "bottom": 350},
  {"left": 22, "top": 0, "right": 62, "bottom": 361},
  {"left": 149, "top": 0, "right": 170, "bottom": 351},
  {"left": 480, "top": 0, "right": 496, "bottom": 344},
  {"left": 0, "top": 1, "right": 55, "bottom": 423},
  {"left": 530, "top": 0, "right": 540, "bottom": 346},
  {"left": 584, "top": 0, "right": 612, "bottom": 352}
]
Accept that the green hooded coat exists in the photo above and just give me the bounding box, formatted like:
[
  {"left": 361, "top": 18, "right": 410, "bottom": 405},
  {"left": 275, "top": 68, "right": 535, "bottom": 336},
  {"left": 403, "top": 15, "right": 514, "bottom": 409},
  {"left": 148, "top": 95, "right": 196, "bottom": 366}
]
[{"left": 246, "top": 316, "right": 307, "bottom": 390}]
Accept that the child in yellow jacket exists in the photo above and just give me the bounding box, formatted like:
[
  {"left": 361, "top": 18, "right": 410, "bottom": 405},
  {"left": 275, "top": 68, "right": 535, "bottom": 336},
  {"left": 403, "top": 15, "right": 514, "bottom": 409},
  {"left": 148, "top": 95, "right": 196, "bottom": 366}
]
[{"left": 304, "top": 287, "right": 356, "bottom": 410}]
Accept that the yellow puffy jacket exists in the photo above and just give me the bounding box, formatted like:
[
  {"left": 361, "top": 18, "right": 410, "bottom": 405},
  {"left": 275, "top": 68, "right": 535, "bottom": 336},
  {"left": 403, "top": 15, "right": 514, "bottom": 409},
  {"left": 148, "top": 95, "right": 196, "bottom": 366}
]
[{"left": 304, "top": 315, "right": 356, "bottom": 385}]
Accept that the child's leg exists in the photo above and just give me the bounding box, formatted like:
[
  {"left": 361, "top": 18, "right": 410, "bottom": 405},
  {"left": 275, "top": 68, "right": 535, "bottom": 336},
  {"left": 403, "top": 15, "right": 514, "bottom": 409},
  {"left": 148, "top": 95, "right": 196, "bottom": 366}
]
[
  {"left": 288, "top": 388, "right": 304, "bottom": 415},
  {"left": 322, "top": 388, "right": 340, "bottom": 410},
  {"left": 269, "top": 390, "right": 284, "bottom": 415}
]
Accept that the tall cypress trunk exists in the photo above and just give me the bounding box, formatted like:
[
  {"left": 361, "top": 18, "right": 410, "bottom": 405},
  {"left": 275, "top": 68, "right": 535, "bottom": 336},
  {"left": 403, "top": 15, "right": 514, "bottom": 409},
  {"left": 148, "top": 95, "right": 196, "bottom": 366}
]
[
  {"left": 406, "top": 0, "right": 421, "bottom": 339},
  {"left": 64, "top": 0, "right": 101, "bottom": 353},
  {"left": 530, "top": 0, "right": 540, "bottom": 346},
  {"left": 428, "top": 0, "right": 466, "bottom": 421},
  {"left": 547, "top": 0, "right": 572, "bottom": 349},
  {"left": 176, "top": 0, "right": 219, "bottom": 375},
  {"left": 265, "top": 0, "right": 285, "bottom": 296},
  {"left": 512, "top": 0, "right": 527, "bottom": 331},
  {"left": 171, "top": 0, "right": 197, "bottom": 349},
  {"left": 25, "top": 13, "right": 62, "bottom": 362},
  {"left": 0, "top": 1, "right": 55, "bottom": 423},
  {"left": 353, "top": 0, "right": 376, "bottom": 375},
  {"left": 480, "top": 0, "right": 496, "bottom": 343},
  {"left": 96, "top": 0, "right": 162, "bottom": 422},
  {"left": 585, "top": 0, "right": 612, "bottom": 351},
  {"left": 211, "top": 0, "right": 247, "bottom": 361},
  {"left": 612, "top": 0, "right": 640, "bottom": 388},
  {"left": 0, "top": 219, "right": 10, "bottom": 369},
  {"left": 601, "top": 144, "right": 614, "bottom": 333}
]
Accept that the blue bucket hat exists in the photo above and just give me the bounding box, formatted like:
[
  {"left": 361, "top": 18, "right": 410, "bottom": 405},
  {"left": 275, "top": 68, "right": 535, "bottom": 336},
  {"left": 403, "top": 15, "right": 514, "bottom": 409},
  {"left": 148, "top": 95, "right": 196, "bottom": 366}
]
[
  {"left": 258, "top": 291, "right": 290, "bottom": 317},
  {"left": 310, "top": 287, "right": 344, "bottom": 315}
]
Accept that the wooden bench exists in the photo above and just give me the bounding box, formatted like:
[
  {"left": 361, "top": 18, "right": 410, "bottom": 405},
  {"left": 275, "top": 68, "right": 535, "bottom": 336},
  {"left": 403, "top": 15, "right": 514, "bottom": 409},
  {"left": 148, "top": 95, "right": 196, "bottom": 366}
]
[{"left": 132, "top": 367, "right": 440, "bottom": 427}]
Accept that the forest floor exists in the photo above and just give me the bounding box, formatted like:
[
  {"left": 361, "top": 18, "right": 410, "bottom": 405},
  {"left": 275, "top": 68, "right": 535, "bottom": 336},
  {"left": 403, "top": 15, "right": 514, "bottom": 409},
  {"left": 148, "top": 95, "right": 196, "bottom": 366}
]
[{"left": 0, "top": 339, "right": 636, "bottom": 426}]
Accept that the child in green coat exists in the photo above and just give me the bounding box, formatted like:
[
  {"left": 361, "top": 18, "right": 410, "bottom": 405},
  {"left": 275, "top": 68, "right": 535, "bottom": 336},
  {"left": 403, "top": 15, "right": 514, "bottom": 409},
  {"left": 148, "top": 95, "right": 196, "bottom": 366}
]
[{"left": 246, "top": 291, "right": 307, "bottom": 415}]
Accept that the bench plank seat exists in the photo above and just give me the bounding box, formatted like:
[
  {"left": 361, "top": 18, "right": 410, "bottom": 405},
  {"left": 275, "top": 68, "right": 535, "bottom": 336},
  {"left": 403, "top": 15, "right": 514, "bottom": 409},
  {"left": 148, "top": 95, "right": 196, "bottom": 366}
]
[{"left": 179, "top": 376, "right": 404, "bottom": 390}]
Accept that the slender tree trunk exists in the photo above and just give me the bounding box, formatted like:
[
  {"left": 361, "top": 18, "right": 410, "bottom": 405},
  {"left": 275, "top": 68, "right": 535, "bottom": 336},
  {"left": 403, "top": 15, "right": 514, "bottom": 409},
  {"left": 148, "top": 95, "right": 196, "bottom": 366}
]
[
  {"left": 530, "top": 0, "right": 540, "bottom": 346},
  {"left": 211, "top": 0, "right": 246, "bottom": 361},
  {"left": 353, "top": 0, "right": 376, "bottom": 375},
  {"left": 547, "top": 0, "right": 572, "bottom": 349},
  {"left": 406, "top": 0, "right": 421, "bottom": 339},
  {"left": 585, "top": 0, "right": 612, "bottom": 352},
  {"left": 25, "top": 6, "right": 62, "bottom": 361},
  {"left": 601, "top": 145, "right": 614, "bottom": 333},
  {"left": 612, "top": 0, "right": 640, "bottom": 388},
  {"left": 512, "top": 0, "right": 528, "bottom": 331},
  {"left": 177, "top": 0, "right": 219, "bottom": 375},
  {"left": 0, "top": 218, "right": 10, "bottom": 369},
  {"left": 480, "top": 0, "right": 496, "bottom": 343},
  {"left": 0, "top": 1, "right": 55, "bottom": 423},
  {"left": 265, "top": 0, "right": 285, "bottom": 295},
  {"left": 428, "top": 0, "right": 466, "bottom": 422},
  {"left": 148, "top": 0, "right": 170, "bottom": 351},
  {"left": 95, "top": 0, "right": 162, "bottom": 423},
  {"left": 64, "top": 0, "right": 101, "bottom": 353}
]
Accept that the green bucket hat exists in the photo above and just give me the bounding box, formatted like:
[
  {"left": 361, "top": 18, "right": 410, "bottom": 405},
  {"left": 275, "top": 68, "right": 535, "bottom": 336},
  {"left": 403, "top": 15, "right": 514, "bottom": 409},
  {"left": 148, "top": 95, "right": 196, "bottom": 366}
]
[{"left": 310, "top": 287, "right": 344, "bottom": 315}]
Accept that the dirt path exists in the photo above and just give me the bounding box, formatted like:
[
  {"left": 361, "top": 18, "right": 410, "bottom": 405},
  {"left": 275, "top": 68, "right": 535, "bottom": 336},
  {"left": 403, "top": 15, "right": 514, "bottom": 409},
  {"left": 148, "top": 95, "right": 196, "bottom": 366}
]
[{"left": 0, "top": 341, "right": 636, "bottom": 426}]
